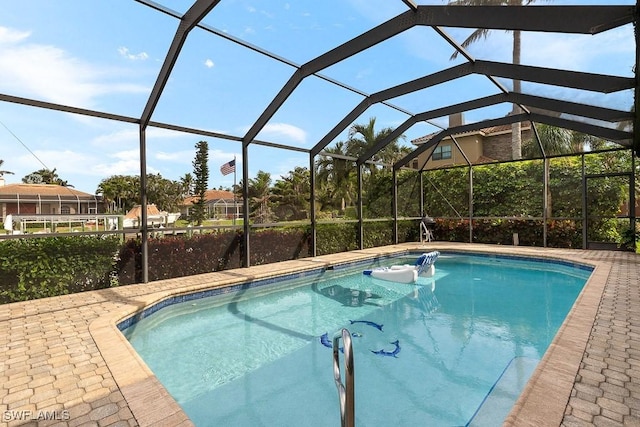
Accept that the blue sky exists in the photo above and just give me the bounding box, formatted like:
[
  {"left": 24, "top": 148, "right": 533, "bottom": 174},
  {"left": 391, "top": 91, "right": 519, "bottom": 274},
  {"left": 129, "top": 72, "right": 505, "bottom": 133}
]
[{"left": 0, "top": 0, "right": 635, "bottom": 194}]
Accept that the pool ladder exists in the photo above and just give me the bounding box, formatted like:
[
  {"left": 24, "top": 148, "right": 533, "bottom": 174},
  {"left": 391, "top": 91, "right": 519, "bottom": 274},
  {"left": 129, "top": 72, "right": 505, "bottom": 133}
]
[{"left": 333, "top": 329, "right": 354, "bottom": 427}]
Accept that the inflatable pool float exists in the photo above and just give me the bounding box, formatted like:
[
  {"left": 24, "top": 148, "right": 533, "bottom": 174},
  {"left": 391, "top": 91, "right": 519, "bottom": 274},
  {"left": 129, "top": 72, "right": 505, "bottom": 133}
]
[{"left": 362, "top": 251, "right": 440, "bottom": 284}]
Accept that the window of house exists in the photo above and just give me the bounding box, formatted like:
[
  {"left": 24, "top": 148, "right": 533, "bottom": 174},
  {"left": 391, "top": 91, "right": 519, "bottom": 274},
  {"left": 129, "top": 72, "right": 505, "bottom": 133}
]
[
  {"left": 61, "top": 206, "right": 71, "bottom": 214},
  {"left": 432, "top": 144, "right": 452, "bottom": 160}
]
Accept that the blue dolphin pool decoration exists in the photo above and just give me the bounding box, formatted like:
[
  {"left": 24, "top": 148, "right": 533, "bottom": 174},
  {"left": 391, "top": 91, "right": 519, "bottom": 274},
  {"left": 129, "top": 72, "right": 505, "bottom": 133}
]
[
  {"left": 371, "top": 340, "right": 401, "bottom": 358},
  {"left": 320, "top": 331, "right": 363, "bottom": 352},
  {"left": 348, "top": 319, "right": 383, "bottom": 331},
  {"left": 320, "top": 320, "right": 400, "bottom": 359}
]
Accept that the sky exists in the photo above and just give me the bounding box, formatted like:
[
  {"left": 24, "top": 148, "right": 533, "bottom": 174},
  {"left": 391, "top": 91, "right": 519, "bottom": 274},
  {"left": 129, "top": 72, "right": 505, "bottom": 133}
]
[{"left": 0, "top": 0, "right": 635, "bottom": 195}]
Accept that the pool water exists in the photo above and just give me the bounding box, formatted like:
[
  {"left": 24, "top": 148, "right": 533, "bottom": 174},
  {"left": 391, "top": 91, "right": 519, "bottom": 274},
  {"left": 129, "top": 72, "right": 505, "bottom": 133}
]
[{"left": 122, "top": 253, "right": 592, "bottom": 426}]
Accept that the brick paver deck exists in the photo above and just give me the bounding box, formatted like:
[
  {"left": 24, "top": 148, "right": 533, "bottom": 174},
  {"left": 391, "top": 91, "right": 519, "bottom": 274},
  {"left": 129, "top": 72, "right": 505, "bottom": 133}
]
[{"left": 0, "top": 243, "right": 637, "bottom": 426}]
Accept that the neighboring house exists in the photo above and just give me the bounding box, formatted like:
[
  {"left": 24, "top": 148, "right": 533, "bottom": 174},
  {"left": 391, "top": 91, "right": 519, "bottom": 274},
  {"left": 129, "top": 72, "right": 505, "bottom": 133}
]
[
  {"left": 123, "top": 204, "right": 181, "bottom": 228},
  {"left": 182, "top": 189, "right": 242, "bottom": 220},
  {"left": 0, "top": 178, "right": 101, "bottom": 222},
  {"left": 410, "top": 113, "right": 533, "bottom": 169}
]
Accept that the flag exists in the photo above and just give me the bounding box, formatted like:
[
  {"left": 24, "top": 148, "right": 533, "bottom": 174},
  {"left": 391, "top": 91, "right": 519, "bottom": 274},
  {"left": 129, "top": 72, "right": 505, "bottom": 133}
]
[{"left": 220, "top": 159, "right": 236, "bottom": 176}]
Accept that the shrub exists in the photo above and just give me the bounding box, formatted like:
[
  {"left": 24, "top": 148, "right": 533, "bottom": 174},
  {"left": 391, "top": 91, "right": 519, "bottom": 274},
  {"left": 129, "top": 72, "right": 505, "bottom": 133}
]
[{"left": 0, "top": 236, "right": 120, "bottom": 303}]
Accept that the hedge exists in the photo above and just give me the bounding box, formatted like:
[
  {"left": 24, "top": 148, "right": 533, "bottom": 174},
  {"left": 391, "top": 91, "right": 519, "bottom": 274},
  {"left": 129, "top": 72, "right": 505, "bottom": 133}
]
[{"left": 0, "top": 217, "right": 620, "bottom": 303}]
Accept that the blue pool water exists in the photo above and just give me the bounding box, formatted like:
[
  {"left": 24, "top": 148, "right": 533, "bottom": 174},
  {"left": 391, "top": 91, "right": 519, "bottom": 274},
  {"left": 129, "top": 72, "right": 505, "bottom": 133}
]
[{"left": 121, "top": 252, "right": 592, "bottom": 426}]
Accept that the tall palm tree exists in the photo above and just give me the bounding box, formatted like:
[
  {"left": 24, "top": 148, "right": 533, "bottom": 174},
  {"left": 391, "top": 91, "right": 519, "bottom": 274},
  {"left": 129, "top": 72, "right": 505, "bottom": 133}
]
[
  {"left": 449, "top": 0, "right": 540, "bottom": 160},
  {"left": 316, "top": 141, "right": 356, "bottom": 211},
  {"left": 346, "top": 117, "right": 408, "bottom": 173},
  {"left": 180, "top": 173, "right": 194, "bottom": 197},
  {"left": 247, "top": 171, "right": 274, "bottom": 223},
  {"left": 22, "top": 168, "right": 71, "bottom": 186},
  {"left": 272, "top": 167, "right": 310, "bottom": 220},
  {"left": 523, "top": 124, "right": 572, "bottom": 158}
]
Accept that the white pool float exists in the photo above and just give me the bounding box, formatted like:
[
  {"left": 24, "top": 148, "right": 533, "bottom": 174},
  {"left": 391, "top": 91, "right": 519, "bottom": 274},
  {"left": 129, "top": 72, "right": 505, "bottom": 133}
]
[{"left": 363, "top": 251, "right": 440, "bottom": 284}]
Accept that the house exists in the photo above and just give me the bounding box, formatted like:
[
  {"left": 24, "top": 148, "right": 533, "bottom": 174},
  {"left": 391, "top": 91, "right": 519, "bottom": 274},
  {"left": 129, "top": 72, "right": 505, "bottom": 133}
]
[
  {"left": 182, "top": 189, "right": 242, "bottom": 220},
  {"left": 0, "top": 178, "right": 101, "bottom": 222},
  {"left": 123, "top": 204, "right": 181, "bottom": 228},
  {"left": 410, "top": 113, "right": 533, "bottom": 170}
]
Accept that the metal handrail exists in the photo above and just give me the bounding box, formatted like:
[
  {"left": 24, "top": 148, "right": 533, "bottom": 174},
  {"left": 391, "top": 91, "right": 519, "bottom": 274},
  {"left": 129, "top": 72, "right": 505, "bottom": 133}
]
[{"left": 333, "top": 328, "right": 354, "bottom": 427}]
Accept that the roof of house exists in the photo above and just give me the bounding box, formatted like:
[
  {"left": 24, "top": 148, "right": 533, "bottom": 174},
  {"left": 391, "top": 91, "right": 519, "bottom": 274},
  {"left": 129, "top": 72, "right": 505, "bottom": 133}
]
[
  {"left": 0, "top": 183, "right": 97, "bottom": 199},
  {"left": 183, "top": 190, "right": 236, "bottom": 206},
  {"left": 411, "top": 121, "right": 532, "bottom": 146},
  {"left": 473, "top": 155, "right": 498, "bottom": 164},
  {"left": 125, "top": 204, "right": 162, "bottom": 219}
]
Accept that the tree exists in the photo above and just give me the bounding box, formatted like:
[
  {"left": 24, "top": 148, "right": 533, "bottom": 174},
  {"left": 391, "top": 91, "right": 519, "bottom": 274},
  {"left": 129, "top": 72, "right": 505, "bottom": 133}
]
[
  {"left": 146, "top": 174, "right": 184, "bottom": 213},
  {"left": 191, "top": 141, "right": 209, "bottom": 226},
  {"left": 523, "top": 125, "right": 613, "bottom": 158},
  {"left": 314, "top": 118, "right": 410, "bottom": 216},
  {"left": 97, "top": 174, "right": 183, "bottom": 213},
  {"left": 22, "top": 168, "right": 71, "bottom": 186},
  {"left": 247, "top": 171, "right": 274, "bottom": 223},
  {"left": 272, "top": 167, "right": 310, "bottom": 221},
  {"left": 523, "top": 124, "right": 573, "bottom": 158},
  {"left": 316, "top": 142, "right": 355, "bottom": 212},
  {"left": 97, "top": 175, "right": 137, "bottom": 213},
  {"left": 347, "top": 117, "right": 409, "bottom": 173},
  {"left": 180, "top": 173, "right": 194, "bottom": 197},
  {"left": 449, "top": 0, "right": 540, "bottom": 160},
  {"left": 0, "top": 159, "right": 14, "bottom": 177}
]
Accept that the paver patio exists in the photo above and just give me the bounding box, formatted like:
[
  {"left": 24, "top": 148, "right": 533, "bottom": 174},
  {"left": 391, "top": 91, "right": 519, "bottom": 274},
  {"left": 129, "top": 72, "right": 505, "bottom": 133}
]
[{"left": 0, "top": 242, "right": 638, "bottom": 426}]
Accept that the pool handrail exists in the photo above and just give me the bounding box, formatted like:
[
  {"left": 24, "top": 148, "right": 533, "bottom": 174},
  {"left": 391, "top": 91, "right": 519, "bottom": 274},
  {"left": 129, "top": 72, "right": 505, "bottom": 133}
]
[{"left": 333, "top": 328, "right": 354, "bottom": 427}]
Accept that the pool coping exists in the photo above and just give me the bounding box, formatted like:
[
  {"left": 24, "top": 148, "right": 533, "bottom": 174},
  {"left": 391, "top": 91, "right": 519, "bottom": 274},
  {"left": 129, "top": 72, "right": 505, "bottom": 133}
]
[{"left": 86, "top": 243, "right": 608, "bottom": 426}]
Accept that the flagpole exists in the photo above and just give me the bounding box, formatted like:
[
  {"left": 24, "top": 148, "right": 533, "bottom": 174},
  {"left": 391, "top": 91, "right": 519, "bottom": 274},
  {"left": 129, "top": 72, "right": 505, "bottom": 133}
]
[{"left": 233, "top": 155, "right": 236, "bottom": 226}]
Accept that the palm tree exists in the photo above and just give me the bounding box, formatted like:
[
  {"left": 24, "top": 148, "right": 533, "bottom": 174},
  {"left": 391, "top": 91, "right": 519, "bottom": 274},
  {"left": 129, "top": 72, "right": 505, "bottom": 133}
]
[
  {"left": 346, "top": 117, "right": 408, "bottom": 173},
  {"left": 180, "top": 173, "right": 194, "bottom": 197},
  {"left": 523, "top": 125, "right": 606, "bottom": 158},
  {"left": 316, "top": 141, "right": 356, "bottom": 212},
  {"left": 22, "top": 168, "right": 72, "bottom": 186},
  {"left": 97, "top": 175, "right": 139, "bottom": 213},
  {"left": 449, "top": 0, "right": 540, "bottom": 160},
  {"left": 247, "top": 171, "right": 275, "bottom": 223},
  {"left": 0, "top": 159, "right": 14, "bottom": 178},
  {"left": 523, "top": 124, "right": 572, "bottom": 158},
  {"left": 272, "top": 167, "right": 310, "bottom": 220}
]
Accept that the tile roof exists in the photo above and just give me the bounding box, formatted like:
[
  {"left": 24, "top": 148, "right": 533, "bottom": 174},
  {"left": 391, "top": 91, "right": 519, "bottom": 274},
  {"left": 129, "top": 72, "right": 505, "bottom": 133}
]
[
  {"left": 183, "top": 189, "right": 236, "bottom": 206},
  {"left": 0, "top": 183, "right": 97, "bottom": 199},
  {"left": 411, "top": 121, "right": 532, "bottom": 145},
  {"left": 124, "top": 204, "right": 162, "bottom": 219}
]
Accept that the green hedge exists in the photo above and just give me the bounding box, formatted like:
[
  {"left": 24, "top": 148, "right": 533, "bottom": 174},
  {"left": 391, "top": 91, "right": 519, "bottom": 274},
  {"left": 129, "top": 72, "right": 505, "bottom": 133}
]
[
  {"left": 0, "top": 236, "right": 120, "bottom": 304},
  {"left": 0, "top": 217, "right": 616, "bottom": 303}
]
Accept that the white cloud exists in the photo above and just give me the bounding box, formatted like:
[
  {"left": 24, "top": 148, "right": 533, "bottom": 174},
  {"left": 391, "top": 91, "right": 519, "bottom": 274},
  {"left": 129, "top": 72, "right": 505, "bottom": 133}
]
[
  {"left": 91, "top": 127, "right": 189, "bottom": 146},
  {"left": 0, "top": 26, "right": 149, "bottom": 108},
  {"left": 522, "top": 28, "right": 635, "bottom": 73},
  {"left": 91, "top": 149, "right": 150, "bottom": 177},
  {"left": 204, "top": 58, "right": 215, "bottom": 68},
  {"left": 117, "top": 46, "right": 149, "bottom": 61},
  {"left": 155, "top": 150, "right": 193, "bottom": 162},
  {"left": 261, "top": 123, "right": 307, "bottom": 144},
  {"left": 0, "top": 27, "right": 30, "bottom": 44},
  {"left": 14, "top": 149, "right": 93, "bottom": 176}
]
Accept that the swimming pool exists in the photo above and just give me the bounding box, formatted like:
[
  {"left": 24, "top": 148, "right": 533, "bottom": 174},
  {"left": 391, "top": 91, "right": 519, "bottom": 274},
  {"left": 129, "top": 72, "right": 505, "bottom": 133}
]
[{"left": 121, "top": 252, "right": 592, "bottom": 426}]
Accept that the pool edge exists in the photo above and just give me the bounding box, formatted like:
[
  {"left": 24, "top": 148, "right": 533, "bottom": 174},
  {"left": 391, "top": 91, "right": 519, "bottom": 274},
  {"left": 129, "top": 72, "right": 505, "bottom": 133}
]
[{"left": 504, "top": 257, "right": 609, "bottom": 427}]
